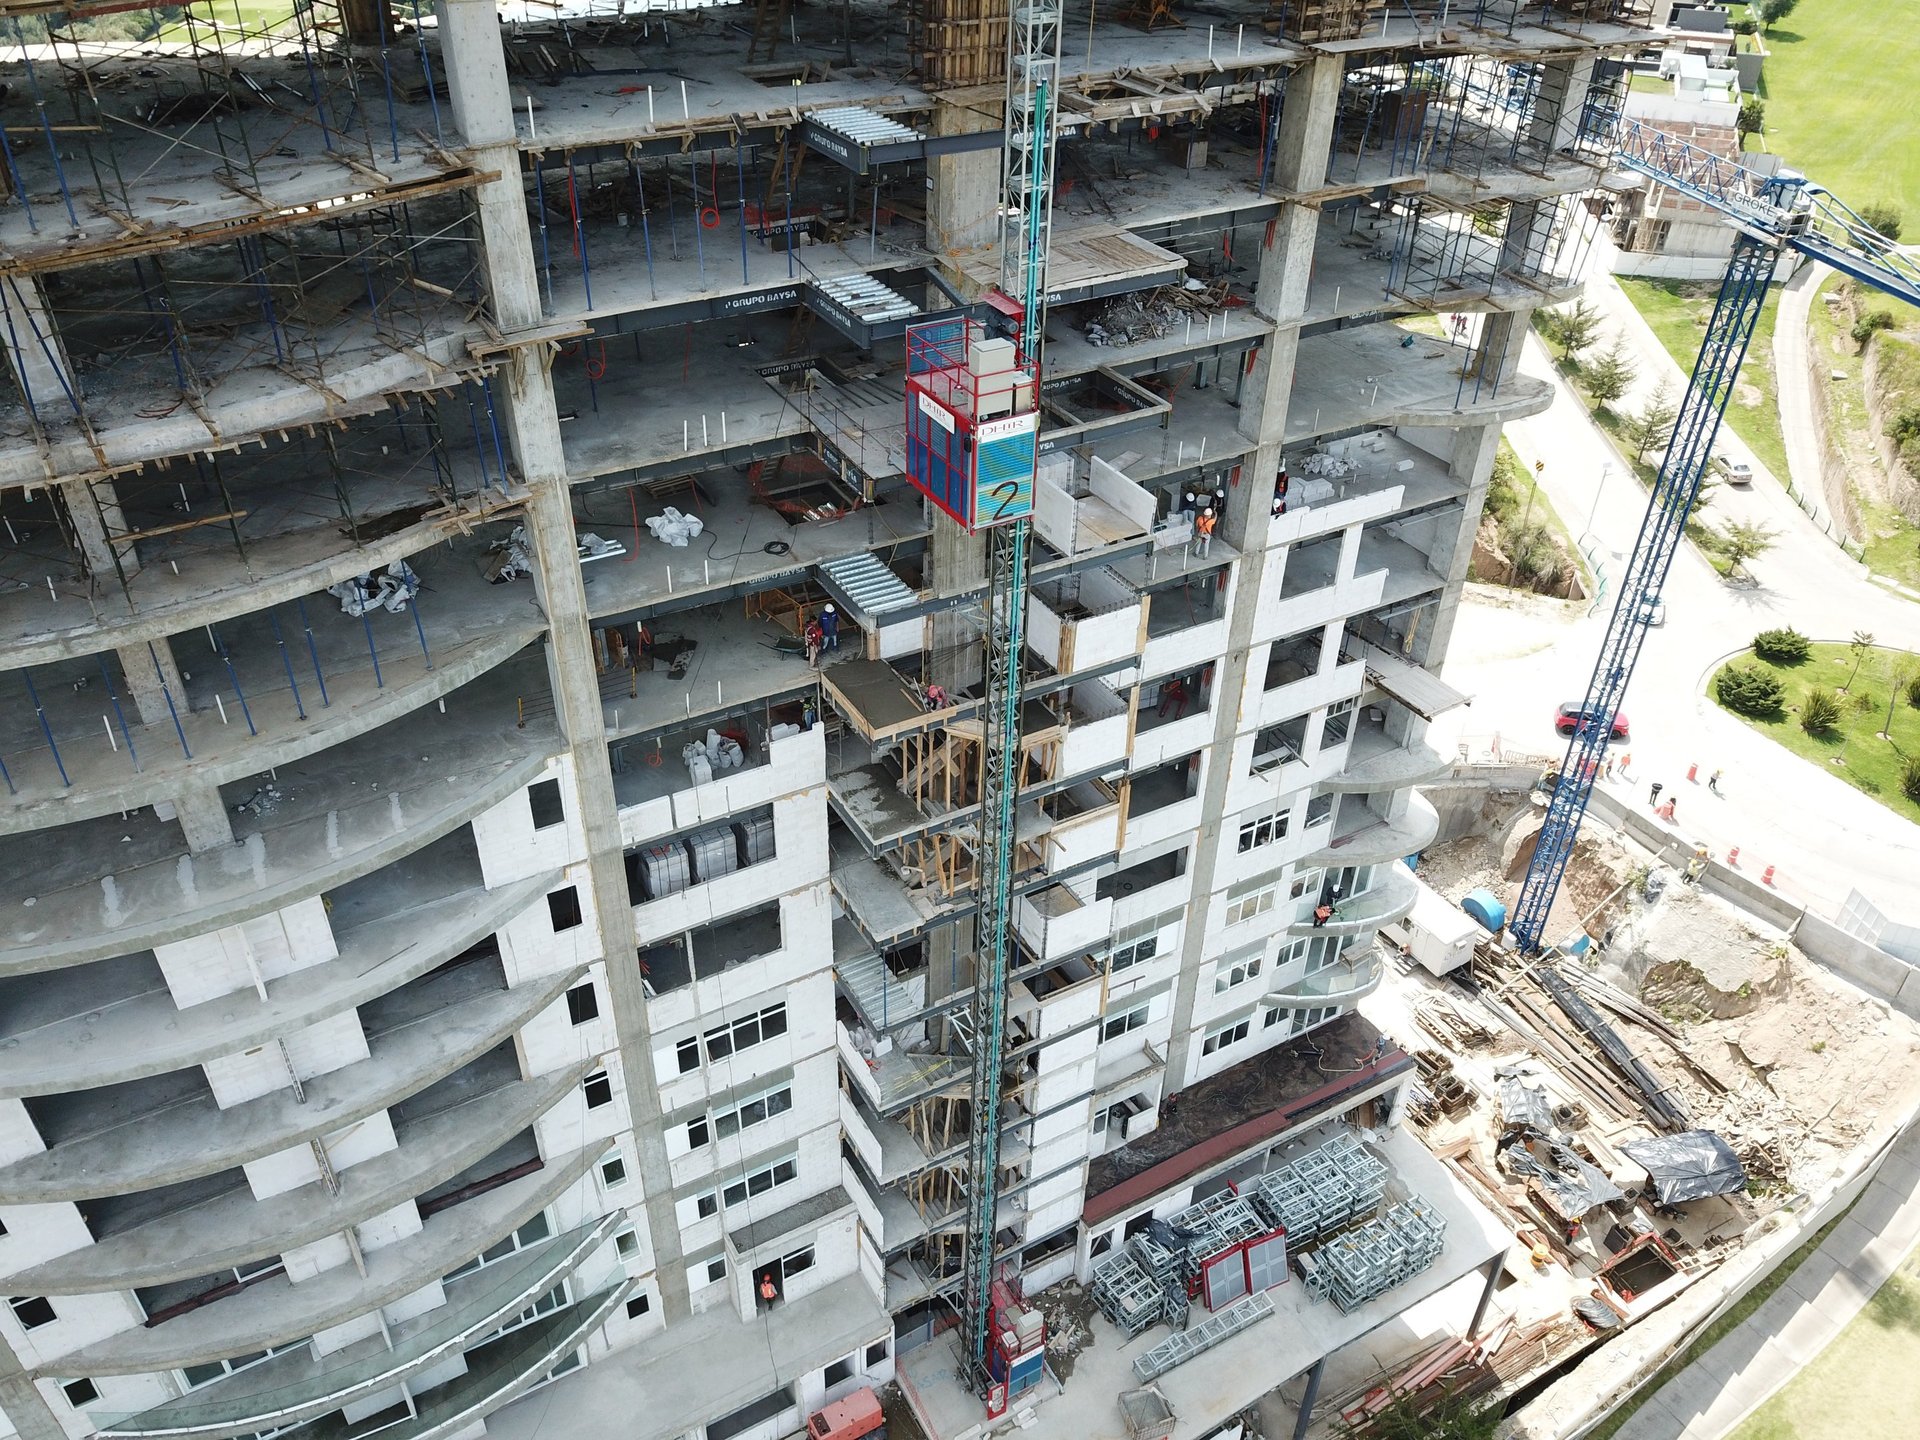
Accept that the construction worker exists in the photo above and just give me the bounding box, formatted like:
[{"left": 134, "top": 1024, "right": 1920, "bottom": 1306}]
[
  {"left": 1157, "top": 676, "right": 1187, "bottom": 719},
  {"left": 1657, "top": 797, "right": 1677, "bottom": 823},
  {"left": 1708, "top": 767, "right": 1723, "bottom": 796},
  {"left": 925, "top": 681, "right": 949, "bottom": 711},
  {"left": 1312, "top": 901, "right": 1334, "bottom": 928},
  {"left": 804, "top": 616, "right": 824, "bottom": 669},
  {"left": 819, "top": 603, "right": 839, "bottom": 651},
  {"left": 1192, "top": 507, "right": 1216, "bottom": 558},
  {"left": 758, "top": 1273, "right": 778, "bottom": 1309}
]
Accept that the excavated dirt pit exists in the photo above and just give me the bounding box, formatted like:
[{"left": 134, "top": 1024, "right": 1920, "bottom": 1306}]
[
  {"left": 1418, "top": 812, "right": 1920, "bottom": 1193},
  {"left": 1607, "top": 884, "right": 1920, "bottom": 1189}
]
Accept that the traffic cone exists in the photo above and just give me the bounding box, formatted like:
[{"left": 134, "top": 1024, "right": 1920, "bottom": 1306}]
[
  {"left": 1726, "top": 847, "right": 1739, "bottom": 867},
  {"left": 1687, "top": 763, "right": 1698, "bottom": 783},
  {"left": 1762, "top": 865, "right": 1776, "bottom": 886}
]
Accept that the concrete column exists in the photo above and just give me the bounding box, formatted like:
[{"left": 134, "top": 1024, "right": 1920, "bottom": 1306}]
[
  {"left": 0, "top": 275, "right": 78, "bottom": 418},
  {"left": 1291, "top": 1355, "right": 1327, "bottom": 1440},
  {"left": 927, "top": 98, "right": 1003, "bottom": 260},
  {"left": 1423, "top": 315, "right": 1530, "bottom": 669},
  {"left": 436, "top": 0, "right": 689, "bottom": 1318},
  {"left": 1527, "top": 58, "right": 1598, "bottom": 157},
  {"left": 160, "top": 782, "right": 236, "bottom": 852},
  {"left": 1469, "top": 1253, "right": 1504, "bottom": 1338},
  {"left": 117, "top": 637, "right": 191, "bottom": 730},
  {"left": 929, "top": 512, "right": 985, "bottom": 693},
  {"left": 1158, "top": 57, "right": 1342, "bottom": 1094},
  {"left": 0, "top": 1345, "right": 67, "bottom": 1440},
  {"left": 61, "top": 476, "right": 139, "bottom": 589}
]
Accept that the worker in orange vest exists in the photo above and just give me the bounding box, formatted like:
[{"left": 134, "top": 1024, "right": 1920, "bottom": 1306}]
[
  {"left": 759, "top": 1273, "right": 778, "bottom": 1308},
  {"left": 1192, "top": 507, "right": 1216, "bottom": 559}
]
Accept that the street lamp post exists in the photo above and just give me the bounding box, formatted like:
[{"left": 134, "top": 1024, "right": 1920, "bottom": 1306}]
[{"left": 1585, "top": 462, "right": 1615, "bottom": 538}]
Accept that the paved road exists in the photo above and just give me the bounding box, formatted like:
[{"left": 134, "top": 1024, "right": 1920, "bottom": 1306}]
[{"left": 1429, "top": 275, "right": 1920, "bottom": 918}]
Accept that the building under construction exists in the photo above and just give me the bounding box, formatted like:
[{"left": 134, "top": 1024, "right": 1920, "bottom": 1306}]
[{"left": 0, "top": 4, "right": 1653, "bottom": 1440}]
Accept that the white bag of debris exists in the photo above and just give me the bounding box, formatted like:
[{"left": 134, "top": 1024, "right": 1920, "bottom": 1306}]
[
  {"left": 705, "top": 727, "right": 745, "bottom": 771},
  {"left": 646, "top": 507, "right": 705, "bottom": 547},
  {"left": 682, "top": 741, "right": 714, "bottom": 785},
  {"left": 483, "top": 526, "right": 536, "bottom": 583},
  {"left": 327, "top": 561, "right": 421, "bottom": 616}
]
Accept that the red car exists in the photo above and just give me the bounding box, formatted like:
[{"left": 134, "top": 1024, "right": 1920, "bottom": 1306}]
[{"left": 1555, "top": 702, "right": 1629, "bottom": 739}]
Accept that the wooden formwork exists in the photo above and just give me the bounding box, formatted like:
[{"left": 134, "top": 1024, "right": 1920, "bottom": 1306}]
[
  {"left": 1271, "top": 0, "right": 1385, "bottom": 43},
  {"left": 912, "top": 0, "right": 1011, "bottom": 89}
]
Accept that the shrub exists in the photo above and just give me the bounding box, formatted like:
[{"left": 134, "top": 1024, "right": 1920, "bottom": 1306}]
[
  {"left": 1860, "top": 202, "right": 1905, "bottom": 245},
  {"left": 1850, "top": 688, "right": 1877, "bottom": 714},
  {"left": 1908, "top": 674, "right": 1920, "bottom": 710},
  {"left": 1800, "top": 688, "right": 1843, "bottom": 735},
  {"left": 1904, "top": 758, "right": 1920, "bottom": 805},
  {"left": 1752, "top": 627, "right": 1811, "bottom": 664},
  {"left": 1853, "top": 310, "right": 1895, "bottom": 349},
  {"left": 1736, "top": 98, "right": 1766, "bottom": 140},
  {"left": 1716, "top": 664, "right": 1785, "bottom": 716}
]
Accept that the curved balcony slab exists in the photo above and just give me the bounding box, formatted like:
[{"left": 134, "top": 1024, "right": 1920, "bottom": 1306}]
[
  {"left": 0, "top": 965, "right": 587, "bottom": 1204},
  {"left": 0, "top": 870, "right": 559, "bottom": 1100},
  {"left": 2, "top": 522, "right": 521, "bottom": 673},
  {"left": 93, "top": 1214, "right": 625, "bottom": 1440},
  {"left": 0, "top": 318, "right": 483, "bottom": 493},
  {"left": 1283, "top": 863, "right": 1418, "bottom": 939},
  {"left": 1265, "top": 951, "right": 1388, "bottom": 1009},
  {"left": 1, "top": 726, "right": 557, "bottom": 976},
  {"left": 1304, "top": 794, "right": 1439, "bottom": 869},
  {"left": 0, "top": 621, "right": 543, "bottom": 837},
  {"left": 1321, "top": 731, "right": 1450, "bottom": 794},
  {"left": 36, "top": 1142, "right": 610, "bottom": 1377},
  {"left": 6, "top": 1062, "right": 593, "bottom": 1294},
  {"left": 297, "top": 1282, "right": 635, "bottom": 1440}
]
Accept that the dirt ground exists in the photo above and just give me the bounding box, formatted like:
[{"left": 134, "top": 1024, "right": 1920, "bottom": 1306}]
[
  {"left": 1419, "top": 795, "right": 1641, "bottom": 954},
  {"left": 1614, "top": 883, "right": 1920, "bottom": 1190},
  {"left": 1415, "top": 817, "right": 1920, "bottom": 1194}
]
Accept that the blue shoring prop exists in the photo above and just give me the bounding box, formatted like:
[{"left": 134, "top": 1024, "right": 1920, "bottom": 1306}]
[
  {"left": 147, "top": 641, "right": 192, "bottom": 758},
  {"left": 268, "top": 612, "right": 308, "bottom": 721},
  {"left": 20, "top": 669, "right": 69, "bottom": 787},
  {"left": 294, "top": 597, "right": 331, "bottom": 709}
]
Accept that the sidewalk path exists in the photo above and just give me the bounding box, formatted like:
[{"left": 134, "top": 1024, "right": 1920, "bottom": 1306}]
[
  {"left": 1610, "top": 1122, "right": 1920, "bottom": 1440},
  {"left": 1772, "top": 261, "right": 1834, "bottom": 529}
]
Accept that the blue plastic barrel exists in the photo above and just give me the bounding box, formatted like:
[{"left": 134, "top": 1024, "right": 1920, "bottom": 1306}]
[{"left": 1462, "top": 888, "right": 1507, "bottom": 933}]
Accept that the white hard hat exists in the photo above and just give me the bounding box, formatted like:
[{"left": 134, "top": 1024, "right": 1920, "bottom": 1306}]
[
  {"left": 1203, "top": 507, "right": 1214, "bottom": 515},
  {"left": 824, "top": 603, "right": 835, "bottom": 613}
]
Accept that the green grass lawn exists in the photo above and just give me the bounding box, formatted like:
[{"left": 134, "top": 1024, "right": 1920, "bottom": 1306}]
[
  {"left": 1806, "top": 276, "right": 1920, "bottom": 589},
  {"left": 1737, "top": 0, "right": 1920, "bottom": 221},
  {"left": 1729, "top": 1234, "right": 1920, "bottom": 1440},
  {"left": 1616, "top": 277, "right": 1790, "bottom": 485},
  {"left": 1710, "top": 642, "right": 1920, "bottom": 826}
]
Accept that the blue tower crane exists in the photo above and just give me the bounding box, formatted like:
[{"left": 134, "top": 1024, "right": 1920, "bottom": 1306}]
[{"left": 1510, "top": 119, "right": 1920, "bottom": 954}]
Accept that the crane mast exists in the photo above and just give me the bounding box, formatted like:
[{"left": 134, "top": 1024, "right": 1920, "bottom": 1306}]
[
  {"left": 955, "top": 0, "right": 1063, "bottom": 1387},
  {"left": 1510, "top": 120, "right": 1920, "bottom": 952}
]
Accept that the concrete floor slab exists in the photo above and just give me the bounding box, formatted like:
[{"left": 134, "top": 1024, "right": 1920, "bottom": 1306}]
[{"left": 482, "top": 1273, "right": 887, "bottom": 1440}]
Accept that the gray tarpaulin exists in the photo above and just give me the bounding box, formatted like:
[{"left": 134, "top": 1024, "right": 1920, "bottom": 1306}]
[
  {"left": 1497, "top": 1128, "right": 1626, "bottom": 1218},
  {"left": 1622, "top": 1131, "right": 1748, "bottom": 1205}
]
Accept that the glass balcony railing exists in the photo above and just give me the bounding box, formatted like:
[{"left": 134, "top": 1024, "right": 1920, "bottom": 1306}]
[
  {"left": 97, "top": 1217, "right": 623, "bottom": 1438},
  {"left": 1268, "top": 951, "right": 1388, "bottom": 1007}
]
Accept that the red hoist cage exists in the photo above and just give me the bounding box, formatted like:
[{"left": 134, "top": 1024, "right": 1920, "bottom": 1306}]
[{"left": 903, "top": 311, "right": 1041, "bottom": 533}]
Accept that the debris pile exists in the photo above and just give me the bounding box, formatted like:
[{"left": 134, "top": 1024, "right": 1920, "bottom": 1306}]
[{"left": 1083, "top": 280, "right": 1230, "bottom": 347}]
